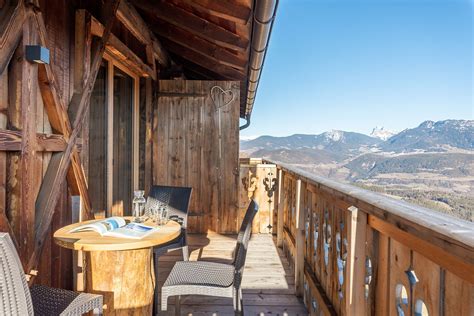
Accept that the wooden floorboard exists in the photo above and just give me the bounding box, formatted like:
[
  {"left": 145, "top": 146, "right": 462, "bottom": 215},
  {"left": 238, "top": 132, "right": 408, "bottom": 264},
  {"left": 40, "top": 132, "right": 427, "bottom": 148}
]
[{"left": 156, "top": 233, "right": 308, "bottom": 315}]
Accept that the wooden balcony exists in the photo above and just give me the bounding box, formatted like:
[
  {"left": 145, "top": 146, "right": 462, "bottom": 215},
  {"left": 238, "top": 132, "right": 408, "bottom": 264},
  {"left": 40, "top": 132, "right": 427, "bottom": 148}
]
[
  {"left": 243, "top": 159, "right": 474, "bottom": 315},
  {"left": 156, "top": 233, "right": 308, "bottom": 315}
]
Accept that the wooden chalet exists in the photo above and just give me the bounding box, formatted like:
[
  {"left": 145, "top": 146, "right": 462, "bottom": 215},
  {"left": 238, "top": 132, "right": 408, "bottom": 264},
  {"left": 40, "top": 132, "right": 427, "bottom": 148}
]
[{"left": 0, "top": 0, "right": 473, "bottom": 315}]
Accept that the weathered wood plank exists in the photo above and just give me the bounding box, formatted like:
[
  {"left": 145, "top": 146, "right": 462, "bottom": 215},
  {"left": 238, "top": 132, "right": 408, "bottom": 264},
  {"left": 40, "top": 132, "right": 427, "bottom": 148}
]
[
  {"left": 174, "top": 0, "right": 252, "bottom": 24},
  {"left": 159, "top": 38, "right": 246, "bottom": 81},
  {"left": 444, "top": 270, "right": 474, "bottom": 316},
  {"left": 89, "top": 14, "right": 155, "bottom": 79},
  {"left": 412, "top": 251, "right": 441, "bottom": 316},
  {"left": 0, "top": 129, "right": 67, "bottom": 151},
  {"left": 276, "top": 169, "right": 284, "bottom": 247},
  {"left": 0, "top": 71, "right": 8, "bottom": 232},
  {"left": 388, "top": 239, "right": 411, "bottom": 316},
  {"left": 374, "top": 232, "right": 390, "bottom": 316},
  {"left": 344, "top": 206, "right": 367, "bottom": 315},
  {"left": 295, "top": 179, "right": 305, "bottom": 296},
  {"left": 6, "top": 37, "right": 22, "bottom": 254},
  {"left": 0, "top": 0, "right": 27, "bottom": 75},
  {"left": 20, "top": 15, "right": 40, "bottom": 270},
  {"left": 150, "top": 19, "right": 247, "bottom": 70},
  {"left": 117, "top": 0, "right": 169, "bottom": 66},
  {"left": 134, "top": 0, "right": 249, "bottom": 51}
]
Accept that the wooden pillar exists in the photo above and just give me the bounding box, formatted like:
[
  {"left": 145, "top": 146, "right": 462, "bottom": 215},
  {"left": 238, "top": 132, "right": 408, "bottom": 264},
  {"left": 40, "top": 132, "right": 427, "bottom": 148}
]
[
  {"left": 344, "top": 206, "right": 368, "bottom": 315},
  {"left": 21, "top": 16, "right": 40, "bottom": 270},
  {"left": 276, "top": 169, "right": 284, "bottom": 247},
  {"left": 294, "top": 178, "right": 305, "bottom": 296}
]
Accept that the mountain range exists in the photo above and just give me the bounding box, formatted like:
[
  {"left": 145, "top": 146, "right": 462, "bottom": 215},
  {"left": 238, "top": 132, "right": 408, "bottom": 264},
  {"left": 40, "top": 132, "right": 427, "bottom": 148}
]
[
  {"left": 240, "top": 120, "right": 474, "bottom": 221},
  {"left": 241, "top": 120, "right": 473, "bottom": 158}
]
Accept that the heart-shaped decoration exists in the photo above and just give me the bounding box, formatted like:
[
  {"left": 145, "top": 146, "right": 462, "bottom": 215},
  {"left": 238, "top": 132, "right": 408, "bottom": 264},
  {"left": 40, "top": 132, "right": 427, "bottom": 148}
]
[{"left": 211, "top": 86, "right": 235, "bottom": 111}]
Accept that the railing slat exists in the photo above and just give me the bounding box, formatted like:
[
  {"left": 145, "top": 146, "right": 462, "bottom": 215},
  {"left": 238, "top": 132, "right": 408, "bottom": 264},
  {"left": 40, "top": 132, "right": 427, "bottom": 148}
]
[{"left": 295, "top": 179, "right": 304, "bottom": 296}]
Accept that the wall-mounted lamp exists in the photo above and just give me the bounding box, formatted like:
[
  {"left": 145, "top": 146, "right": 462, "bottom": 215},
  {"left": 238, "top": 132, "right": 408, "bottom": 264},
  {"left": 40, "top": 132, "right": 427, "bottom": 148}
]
[{"left": 25, "top": 45, "right": 50, "bottom": 64}]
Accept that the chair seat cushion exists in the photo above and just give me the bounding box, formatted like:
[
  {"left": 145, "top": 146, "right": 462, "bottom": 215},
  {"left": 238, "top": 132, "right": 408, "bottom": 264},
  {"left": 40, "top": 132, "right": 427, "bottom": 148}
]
[{"left": 164, "top": 261, "right": 235, "bottom": 288}]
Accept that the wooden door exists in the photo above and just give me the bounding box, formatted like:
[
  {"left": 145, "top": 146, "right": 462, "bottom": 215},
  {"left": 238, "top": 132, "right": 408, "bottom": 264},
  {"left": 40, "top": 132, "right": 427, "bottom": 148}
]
[{"left": 153, "top": 80, "right": 240, "bottom": 233}]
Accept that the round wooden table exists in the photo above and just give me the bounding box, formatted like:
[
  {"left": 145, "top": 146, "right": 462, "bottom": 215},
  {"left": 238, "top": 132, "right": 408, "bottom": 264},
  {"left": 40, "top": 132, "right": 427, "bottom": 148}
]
[{"left": 54, "top": 217, "right": 181, "bottom": 315}]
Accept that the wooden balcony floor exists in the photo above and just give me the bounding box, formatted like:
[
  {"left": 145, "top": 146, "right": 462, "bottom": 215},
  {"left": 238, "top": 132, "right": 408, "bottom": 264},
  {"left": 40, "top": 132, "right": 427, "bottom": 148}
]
[{"left": 156, "top": 233, "right": 308, "bottom": 315}]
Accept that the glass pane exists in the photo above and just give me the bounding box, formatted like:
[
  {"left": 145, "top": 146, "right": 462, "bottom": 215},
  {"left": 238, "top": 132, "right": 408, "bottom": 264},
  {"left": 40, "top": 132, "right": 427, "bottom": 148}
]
[
  {"left": 112, "top": 67, "right": 134, "bottom": 215},
  {"left": 88, "top": 62, "right": 108, "bottom": 214}
]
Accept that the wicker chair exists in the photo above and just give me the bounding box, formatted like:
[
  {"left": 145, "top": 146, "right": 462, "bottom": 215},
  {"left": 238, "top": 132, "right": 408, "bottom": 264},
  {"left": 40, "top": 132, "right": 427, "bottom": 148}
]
[
  {"left": 161, "top": 200, "right": 259, "bottom": 315},
  {"left": 145, "top": 185, "right": 192, "bottom": 313},
  {"left": 0, "top": 233, "right": 103, "bottom": 316}
]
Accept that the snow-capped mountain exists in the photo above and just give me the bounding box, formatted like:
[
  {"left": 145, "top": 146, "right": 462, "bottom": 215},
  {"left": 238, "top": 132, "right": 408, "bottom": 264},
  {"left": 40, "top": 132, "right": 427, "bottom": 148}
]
[{"left": 370, "top": 126, "right": 396, "bottom": 141}]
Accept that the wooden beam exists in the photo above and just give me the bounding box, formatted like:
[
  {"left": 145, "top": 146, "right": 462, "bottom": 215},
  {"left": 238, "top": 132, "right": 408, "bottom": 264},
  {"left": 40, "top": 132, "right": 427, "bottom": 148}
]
[
  {"left": 117, "top": 0, "right": 169, "bottom": 66},
  {"left": 160, "top": 38, "right": 246, "bottom": 80},
  {"left": 171, "top": 54, "right": 230, "bottom": 80},
  {"left": 89, "top": 14, "right": 156, "bottom": 79},
  {"left": 134, "top": 0, "right": 248, "bottom": 51},
  {"left": 150, "top": 19, "right": 247, "bottom": 70},
  {"left": 173, "top": 0, "right": 251, "bottom": 25},
  {"left": 0, "top": 129, "right": 67, "bottom": 151},
  {"left": 28, "top": 0, "right": 120, "bottom": 276},
  {"left": 0, "top": 1, "right": 27, "bottom": 75},
  {"left": 20, "top": 15, "right": 39, "bottom": 269}
]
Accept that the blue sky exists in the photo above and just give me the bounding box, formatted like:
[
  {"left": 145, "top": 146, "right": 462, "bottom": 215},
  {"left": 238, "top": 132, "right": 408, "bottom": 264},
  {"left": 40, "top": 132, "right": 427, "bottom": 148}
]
[{"left": 240, "top": 0, "right": 473, "bottom": 138}]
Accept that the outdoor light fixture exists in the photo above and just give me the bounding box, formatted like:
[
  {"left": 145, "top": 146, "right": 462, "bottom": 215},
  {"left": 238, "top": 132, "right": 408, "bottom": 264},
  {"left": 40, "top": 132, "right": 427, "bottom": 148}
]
[{"left": 25, "top": 45, "right": 50, "bottom": 64}]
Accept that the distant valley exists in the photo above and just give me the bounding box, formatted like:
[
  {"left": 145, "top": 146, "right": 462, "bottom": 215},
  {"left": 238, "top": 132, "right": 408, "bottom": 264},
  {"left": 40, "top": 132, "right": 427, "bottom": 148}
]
[{"left": 241, "top": 120, "right": 474, "bottom": 221}]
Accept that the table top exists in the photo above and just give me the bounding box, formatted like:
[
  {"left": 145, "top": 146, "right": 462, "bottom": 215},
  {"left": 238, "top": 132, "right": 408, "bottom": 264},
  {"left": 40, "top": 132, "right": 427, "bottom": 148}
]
[{"left": 53, "top": 217, "right": 181, "bottom": 252}]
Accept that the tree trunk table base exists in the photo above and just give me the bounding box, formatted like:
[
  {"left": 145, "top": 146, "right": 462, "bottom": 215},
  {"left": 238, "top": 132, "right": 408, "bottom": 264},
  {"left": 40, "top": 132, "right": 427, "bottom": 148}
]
[{"left": 85, "top": 248, "right": 154, "bottom": 315}]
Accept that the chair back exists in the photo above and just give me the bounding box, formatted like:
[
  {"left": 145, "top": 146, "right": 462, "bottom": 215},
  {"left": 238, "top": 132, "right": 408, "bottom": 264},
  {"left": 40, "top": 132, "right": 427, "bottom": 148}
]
[
  {"left": 145, "top": 185, "right": 192, "bottom": 228},
  {"left": 0, "top": 233, "right": 34, "bottom": 316},
  {"left": 233, "top": 200, "right": 259, "bottom": 289}
]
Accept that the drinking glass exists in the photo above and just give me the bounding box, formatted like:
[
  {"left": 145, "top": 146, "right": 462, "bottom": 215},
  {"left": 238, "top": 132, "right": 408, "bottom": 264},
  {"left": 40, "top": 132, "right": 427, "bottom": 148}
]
[
  {"left": 160, "top": 204, "right": 169, "bottom": 224},
  {"left": 151, "top": 205, "right": 161, "bottom": 226},
  {"left": 132, "top": 190, "right": 146, "bottom": 223}
]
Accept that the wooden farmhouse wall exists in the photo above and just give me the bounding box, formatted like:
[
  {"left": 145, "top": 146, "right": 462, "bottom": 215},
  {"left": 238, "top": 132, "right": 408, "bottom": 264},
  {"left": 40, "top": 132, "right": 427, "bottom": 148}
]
[
  {"left": 150, "top": 80, "right": 240, "bottom": 234},
  {"left": 0, "top": 0, "right": 77, "bottom": 289},
  {"left": 0, "top": 0, "right": 161, "bottom": 288}
]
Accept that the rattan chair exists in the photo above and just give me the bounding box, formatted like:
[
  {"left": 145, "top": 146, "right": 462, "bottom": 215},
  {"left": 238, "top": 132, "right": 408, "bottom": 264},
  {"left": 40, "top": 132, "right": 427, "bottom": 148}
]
[
  {"left": 145, "top": 185, "right": 192, "bottom": 313},
  {"left": 161, "top": 200, "right": 258, "bottom": 316},
  {"left": 0, "top": 233, "right": 103, "bottom": 316}
]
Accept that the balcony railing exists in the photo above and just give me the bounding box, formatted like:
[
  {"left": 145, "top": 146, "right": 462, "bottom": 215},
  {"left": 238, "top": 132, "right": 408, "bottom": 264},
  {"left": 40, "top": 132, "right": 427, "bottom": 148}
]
[{"left": 249, "top": 159, "right": 473, "bottom": 315}]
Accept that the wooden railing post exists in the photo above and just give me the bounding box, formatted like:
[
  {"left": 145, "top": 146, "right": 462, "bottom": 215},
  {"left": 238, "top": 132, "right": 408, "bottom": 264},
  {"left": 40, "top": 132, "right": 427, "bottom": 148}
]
[
  {"left": 276, "top": 169, "right": 284, "bottom": 247},
  {"left": 344, "top": 206, "right": 368, "bottom": 315},
  {"left": 295, "top": 178, "right": 304, "bottom": 296}
]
